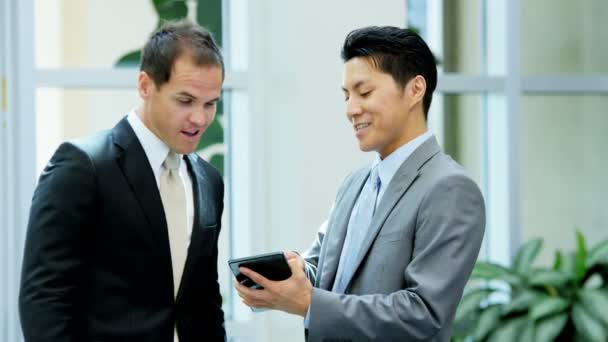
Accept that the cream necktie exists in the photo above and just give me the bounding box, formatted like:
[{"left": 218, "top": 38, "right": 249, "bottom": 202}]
[{"left": 160, "top": 151, "right": 188, "bottom": 298}]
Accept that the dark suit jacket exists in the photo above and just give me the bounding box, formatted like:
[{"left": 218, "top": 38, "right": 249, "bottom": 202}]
[
  {"left": 303, "top": 137, "right": 485, "bottom": 342},
  {"left": 19, "top": 117, "right": 226, "bottom": 342}
]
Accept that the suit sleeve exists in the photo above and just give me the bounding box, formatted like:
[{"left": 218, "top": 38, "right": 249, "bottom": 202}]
[
  {"left": 19, "top": 142, "right": 97, "bottom": 342},
  {"left": 308, "top": 174, "right": 485, "bottom": 341},
  {"left": 302, "top": 216, "right": 329, "bottom": 284},
  {"left": 302, "top": 171, "right": 356, "bottom": 284}
]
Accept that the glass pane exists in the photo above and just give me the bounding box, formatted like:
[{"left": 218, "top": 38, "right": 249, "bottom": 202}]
[
  {"left": 408, "top": 0, "right": 484, "bottom": 75},
  {"left": 522, "top": 0, "right": 608, "bottom": 74},
  {"left": 437, "top": 94, "right": 484, "bottom": 186},
  {"left": 521, "top": 96, "right": 608, "bottom": 265},
  {"left": 35, "top": 88, "right": 139, "bottom": 173},
  {"left": 35, "top": 0, "right": 222, "bottom": 69}
]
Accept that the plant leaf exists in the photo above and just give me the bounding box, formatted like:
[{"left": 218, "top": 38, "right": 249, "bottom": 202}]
[
  {"left": 156, "top": 0, "right": 187, "bottom": 22},
  {"left": 529, "top": 296, "right": 569, "bottom": 321},
  {"left": 471, "top": 262, "right": 522, "bottom": 286},
  {"left": 561, "top": 252, "right": 576, "bottom": 277},
  {"left": 486, "top": 316, "right": 527, "bottom": 342},
  {"left": 208, "top": 154, "right": 224, "bottom": 176},
  {"left": 571, "top": 303, "right": 607, "bottom": 342},
  {"left": 472, "top": 304, "right": 502, "bottom": 341},
  {"left": 115, "top": 50, "right": 141, "bottom": 67},
  {"left": 586, "top": 240, "right": 608, "bottom": 268},
  {"left": 520, "top": 320, "right": 535, "bottom": 342},
  {"left": 577, "top": 289, "right": 608, "bottom": 327},
  {"left": 197, "top": 115, "right": 224, "bottom": 151},
  {"left": 575, "top": 230, "right": 588, "bottom": 282},
  {"left": 513, "top": 239, "right": 542, "bottom": 276},
  {"left": 553, "top": 250, "right": 563, "bottom": 271},
  {"left": 527, "top": 269, "right": 570, "bottom": 288},
  {"left": 454, "top": 288, "right": 492, "bottom": 326},
  {"left": 502, "top": 290, "right": 543, "bottom": 315},
  {"left": 534, "top": 313, "right": 569, "bottom": 342}
]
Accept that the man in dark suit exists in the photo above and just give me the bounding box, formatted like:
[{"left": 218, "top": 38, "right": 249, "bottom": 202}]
[
  {"left": 235, "top": 26, "right": 485, "bottom": 341},
  {"left": 19, "top": 20, "right": 226, "bottom": 341}
]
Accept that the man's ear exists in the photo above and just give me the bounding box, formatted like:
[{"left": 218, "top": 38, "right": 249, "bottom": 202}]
[
  {"left": 406, "top": 75, "right": 427, "bottom": 111},
  {"left": 138, "top": 71, "right": 154, "bottom": 99}
]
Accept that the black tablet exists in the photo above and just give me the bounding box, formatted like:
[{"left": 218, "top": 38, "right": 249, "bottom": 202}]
[{"left": 228, "top": 251, "right": 292, "bottom": 289}]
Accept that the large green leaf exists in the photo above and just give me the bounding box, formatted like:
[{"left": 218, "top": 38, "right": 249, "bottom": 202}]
[
  {"left": 587, "top": 240, "right": 608, "bottom": 268},
  {"left": 571, "top": 303, "right": 607, "bottom": 342},
  {"left": 486, "top": 316, "right": 527, "bottom": 342},
  {"left": 527, "top": 269, "right": 570, "bottom": 287},
  {"left": 115, "top": 50, "right": 141, "bottom": 67},
  {"left": 575, "top": 230, "right": 588, "bottom": 282},
  {"left": 155, "top": 0, "right": 187, "bottom": 22},
  {"left": 209, "top": 154, "right": 224, "bottom": 176},
  {"left": 197, "top": 0, "right": 222, "bottom": 46},
  {"left": 503, "top": 290, "right": 543, "bottom": 315},
  {"left": 454, "top": 288, "right": 492, "bottom": 325},
  {"left": 197, "top": 116, "right": 224, "bottom": 151},
  {"left": 577, "top": 289, "right": 608, "bottom": 327},
  {"left": 513, "top": 239, "right": 542, "bottom": 276},
  {"left": 534, "top": 313, "right": 569, "bottom": 342},
  {"left": 471, "top": 262, "right": 522, "bottom": 286},
  {"left": 529, "top": 296, "right": 569, "bottom": 321},
  {"left": 472, "top": 304, "right": 502, "bottom": 341}
]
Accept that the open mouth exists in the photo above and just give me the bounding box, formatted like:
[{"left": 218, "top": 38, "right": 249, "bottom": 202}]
[{"left": 181, "top": 130, "right": 200, "bottom": 137}]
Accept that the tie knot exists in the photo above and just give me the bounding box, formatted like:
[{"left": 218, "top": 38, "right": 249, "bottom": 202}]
[
  {"left": 370, "top": 167, "right": 381, "bottom": 190},
  {"left": 164, "top": 151, "right": 181, "bottom": 171}
]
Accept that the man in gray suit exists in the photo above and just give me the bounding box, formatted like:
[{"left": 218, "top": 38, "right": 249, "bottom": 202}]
[{"left": 235, "top": 26, "right": 485, "bottom": 341}]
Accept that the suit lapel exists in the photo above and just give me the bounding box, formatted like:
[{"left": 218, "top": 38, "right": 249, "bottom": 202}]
[
  {"left": 112, "top": 117, "right": 171, "bottom": 254},
  {"left": 342, "top": 137, "right": 442, "bottom": 290},
  {"left": 319, "top": 170, "right": 367, "bottom": 290},
  {"left": 177, "top": 154, "right": 217, "bottom": 299}
]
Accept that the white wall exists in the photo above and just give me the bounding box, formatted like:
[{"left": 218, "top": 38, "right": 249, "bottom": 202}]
[{"left": 248, "top": 1, "right": 406, "bottom": 341}]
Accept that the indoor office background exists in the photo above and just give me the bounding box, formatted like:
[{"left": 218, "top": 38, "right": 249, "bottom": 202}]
[{"left": 1, "top": 0, "right": 607, "bottom": 341}]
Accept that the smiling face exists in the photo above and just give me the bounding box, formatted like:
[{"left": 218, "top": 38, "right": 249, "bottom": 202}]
[
  {"left": 342, "top": 57, "right": 427, "bottom": 159},
  {"left": 137, "top": 54, "right": 223, "bottom": 154}
]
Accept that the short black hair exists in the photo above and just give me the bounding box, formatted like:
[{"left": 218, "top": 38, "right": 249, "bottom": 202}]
[
  {"left": 140, "top": 20, "right": 224, "bottom": 88},
  {"left": 341, "top": 26, "right": 437, "bottom": 117}
]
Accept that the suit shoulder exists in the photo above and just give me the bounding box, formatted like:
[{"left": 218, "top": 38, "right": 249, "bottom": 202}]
[
  {"left": 420, "top": 152, "right": 482, "bottom": 195},
  {"left": 66, "top": 129, "right": 114, "bottom": 162}
]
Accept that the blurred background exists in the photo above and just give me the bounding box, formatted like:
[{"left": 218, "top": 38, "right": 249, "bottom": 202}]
[{"left": 1, "top": 0, "right": 607, "bottom": 341}]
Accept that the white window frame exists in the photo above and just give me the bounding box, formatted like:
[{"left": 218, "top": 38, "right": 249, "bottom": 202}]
[{"left": 424, "top": 0, "right": 608, "bottom": 266}]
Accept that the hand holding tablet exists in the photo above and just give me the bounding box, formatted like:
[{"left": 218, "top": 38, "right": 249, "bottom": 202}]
[{"left": 228, "top": 251, "right": 292, "bottom": 289}]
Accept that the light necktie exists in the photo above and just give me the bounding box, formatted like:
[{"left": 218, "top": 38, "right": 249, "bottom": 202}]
[
  {"left": 160, "top": 151, "right": 188, "bottom": 298},
  {"left": 332, "top": 166, "right": 381, "bottom": 294}
]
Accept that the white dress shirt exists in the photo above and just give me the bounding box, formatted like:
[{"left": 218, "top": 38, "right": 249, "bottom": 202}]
[{"left": 127, "top": 110, "right": 195, "bottom": 246}]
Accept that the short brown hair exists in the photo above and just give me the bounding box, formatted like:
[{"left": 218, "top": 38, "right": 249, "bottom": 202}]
[{"left": 140, "top": 20, "right": 224, "bottom": 88}]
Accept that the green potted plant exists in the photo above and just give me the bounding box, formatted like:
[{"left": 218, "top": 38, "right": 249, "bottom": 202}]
[{"left": 452, "top": 231, "right": 608, "bottom": 341}]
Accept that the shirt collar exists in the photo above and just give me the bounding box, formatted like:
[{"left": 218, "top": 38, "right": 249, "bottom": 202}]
[
  {"left": 372, "top": 131, "right": 434, "bottom": 188},
  {"left": 127, "top": 109, "right": 175, "bottom": 172}
]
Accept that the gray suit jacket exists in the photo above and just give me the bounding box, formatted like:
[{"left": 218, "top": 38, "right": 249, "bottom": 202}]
[{"left": 303, "top": 137, "right": 485, "bottom": 342}]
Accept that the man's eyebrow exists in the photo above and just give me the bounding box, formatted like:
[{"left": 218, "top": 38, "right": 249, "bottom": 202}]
[
  {"left": 175, "top": 91, "right": 196, "bottom": 98},
  {"left": 341, "top": 80, "right": 366, "bottom": 93}
]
